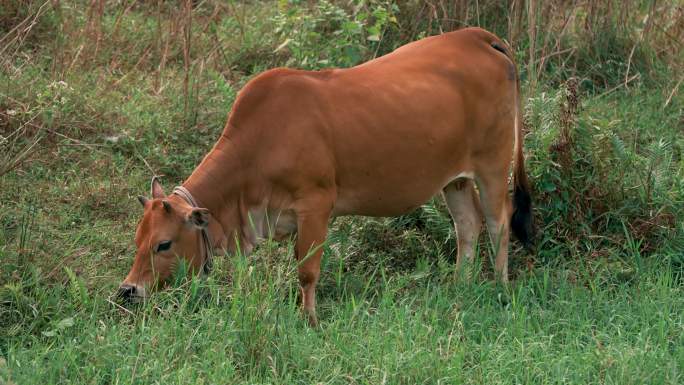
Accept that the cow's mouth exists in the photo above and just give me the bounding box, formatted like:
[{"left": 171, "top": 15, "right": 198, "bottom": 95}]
[{"left": 116, "top": 284, "right": 147, "bottom": 303}]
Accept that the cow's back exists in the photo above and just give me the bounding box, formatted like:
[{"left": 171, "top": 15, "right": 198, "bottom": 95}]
[{"left": 228, "top": 28, "right": 517, "bottom": 217}]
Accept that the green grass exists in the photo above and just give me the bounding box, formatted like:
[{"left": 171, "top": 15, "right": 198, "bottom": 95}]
[
  {"left": 1, "top": 1, "right": 683, "bottom": 384},
  {"left": 1, "top": 247, "right": 682, "bottom": 384}
]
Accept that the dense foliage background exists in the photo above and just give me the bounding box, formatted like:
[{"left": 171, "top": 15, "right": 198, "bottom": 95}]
[{"left": 1, "top": 1, "right": 682, "bottom": 384}]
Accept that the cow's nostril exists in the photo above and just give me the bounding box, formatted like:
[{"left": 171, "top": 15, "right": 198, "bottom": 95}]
[{"left": 117, "top": 284, "right": 136, "bottom": 300}]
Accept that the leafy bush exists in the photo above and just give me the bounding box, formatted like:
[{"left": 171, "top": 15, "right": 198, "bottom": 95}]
[{"left": 272, "top": 0, "right": 399, "bottom": 69}]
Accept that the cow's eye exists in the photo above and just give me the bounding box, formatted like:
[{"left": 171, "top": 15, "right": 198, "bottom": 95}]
[{"left": 155, "top": 240, "right": 172, "bottom": 253}]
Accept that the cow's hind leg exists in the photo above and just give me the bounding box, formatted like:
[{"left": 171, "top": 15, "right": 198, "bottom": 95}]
[
  {"left": 442, "top": 178, "right": 482, "bottom": 278},
  {"left": 475, "top": 169, "right": 512, "bottom": 282}
]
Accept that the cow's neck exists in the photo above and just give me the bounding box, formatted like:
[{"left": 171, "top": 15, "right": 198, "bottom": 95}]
[{"left": 182, "top": 135, "right": 251, "bottom": 254}]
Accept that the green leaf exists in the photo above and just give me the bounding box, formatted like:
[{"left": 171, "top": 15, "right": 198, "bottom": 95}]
[
  {"left": 41, "top": 317, "right": 74, "bottom": 337},
  {"left": 56, "top": 317, "right": 74, "bottom": 329}
]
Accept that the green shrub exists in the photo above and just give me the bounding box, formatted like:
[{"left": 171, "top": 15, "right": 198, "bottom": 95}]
[{"left": 272, "top": 0, "right": 399, "bottom": 69}]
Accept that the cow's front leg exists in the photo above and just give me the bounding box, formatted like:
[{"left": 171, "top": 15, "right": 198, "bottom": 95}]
[{"left": 294, "top": 208, "right": 331, "bottom": 327}]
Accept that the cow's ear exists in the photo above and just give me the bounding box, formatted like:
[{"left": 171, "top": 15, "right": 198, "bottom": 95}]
[
  {"left": 151, "top": 176, "right": 166, "bottom": 199},
  {"left": 186, "top": 208, "right": 210, "bottom": 229},
  {"left": 137, "top": 195, "right": 149, "bottom": 207}
]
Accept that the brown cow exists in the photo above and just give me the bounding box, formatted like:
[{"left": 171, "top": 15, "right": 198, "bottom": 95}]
[{"left": 118, "top": 27, "right": 533, "bottom": 326}]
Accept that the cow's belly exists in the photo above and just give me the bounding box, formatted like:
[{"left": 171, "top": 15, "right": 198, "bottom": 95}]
[
  {"left": 332, "top": 157, "right": 469, "bottom": 217},
  {"left": 329, "top": 117, "right": 472, "bottom": 217},
  {"left": 333, "top": 186, "right": 441, "bottom": 217}
]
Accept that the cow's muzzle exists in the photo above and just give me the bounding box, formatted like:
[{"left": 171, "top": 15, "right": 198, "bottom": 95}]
[
  {"left": 116, "top": 283, "right": 146, "bottom": 302},
  {"left": 117, "top": 284, "right": 136, "bottom": 299}
]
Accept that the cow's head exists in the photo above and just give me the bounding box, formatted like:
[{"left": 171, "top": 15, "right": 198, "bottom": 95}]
[{"left": 118, "top": 177, "right": 210, "bottom": 301}]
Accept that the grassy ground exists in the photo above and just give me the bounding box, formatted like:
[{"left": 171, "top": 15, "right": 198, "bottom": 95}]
[{"left": 1, "top": 1, "right": 683, "bottom": 384}]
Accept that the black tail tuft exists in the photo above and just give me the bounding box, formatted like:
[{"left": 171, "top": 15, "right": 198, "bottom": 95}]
[{"left": 511, "top": 182, "right": 534, "bottom": 250}]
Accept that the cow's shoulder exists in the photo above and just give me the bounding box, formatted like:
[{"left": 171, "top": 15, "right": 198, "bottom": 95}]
[{"left": 226, "top": 67, "right": 333, "bottom": 130}]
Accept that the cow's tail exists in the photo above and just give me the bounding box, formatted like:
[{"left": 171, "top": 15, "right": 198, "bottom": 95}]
[
  {"left": 511, "top": 75, "right": 534, "bottom": 249},
  {"left": 491, "top": 39, "right": 534, "bottom": 249}
]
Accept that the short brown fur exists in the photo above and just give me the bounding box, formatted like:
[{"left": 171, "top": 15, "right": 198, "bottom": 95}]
[{"left": 120, "top": 28, "right": 533, "bottom": 326}]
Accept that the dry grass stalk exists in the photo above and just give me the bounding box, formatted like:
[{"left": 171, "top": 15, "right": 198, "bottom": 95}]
[
  {"left": 0, "top": 0, "right": 52, "bottom": 71},
  {"left": 0, "top": 111, "right": 44, "bottom": 178},
  {"left": 663, "top": 75, "right": 683, "bottom": 109},
  {"left": 84, "top": 0, "right": 105, "bottom": 65},
  {"left": 508, "top": 0, "right": 524, "bottom": 47},
  {"left": 527, "top": 0, "right": 538, "bottom": 92},
  {"left": 537, "top": 1, "right": 576, "bottom": 77},
  {"left": 182, "top": 0, "right": 193, "bottom": 125}
]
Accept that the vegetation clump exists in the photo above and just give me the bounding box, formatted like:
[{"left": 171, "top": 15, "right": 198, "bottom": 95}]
[{"left": 1, "top": 1, "right": 682, "bottom": 384}]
